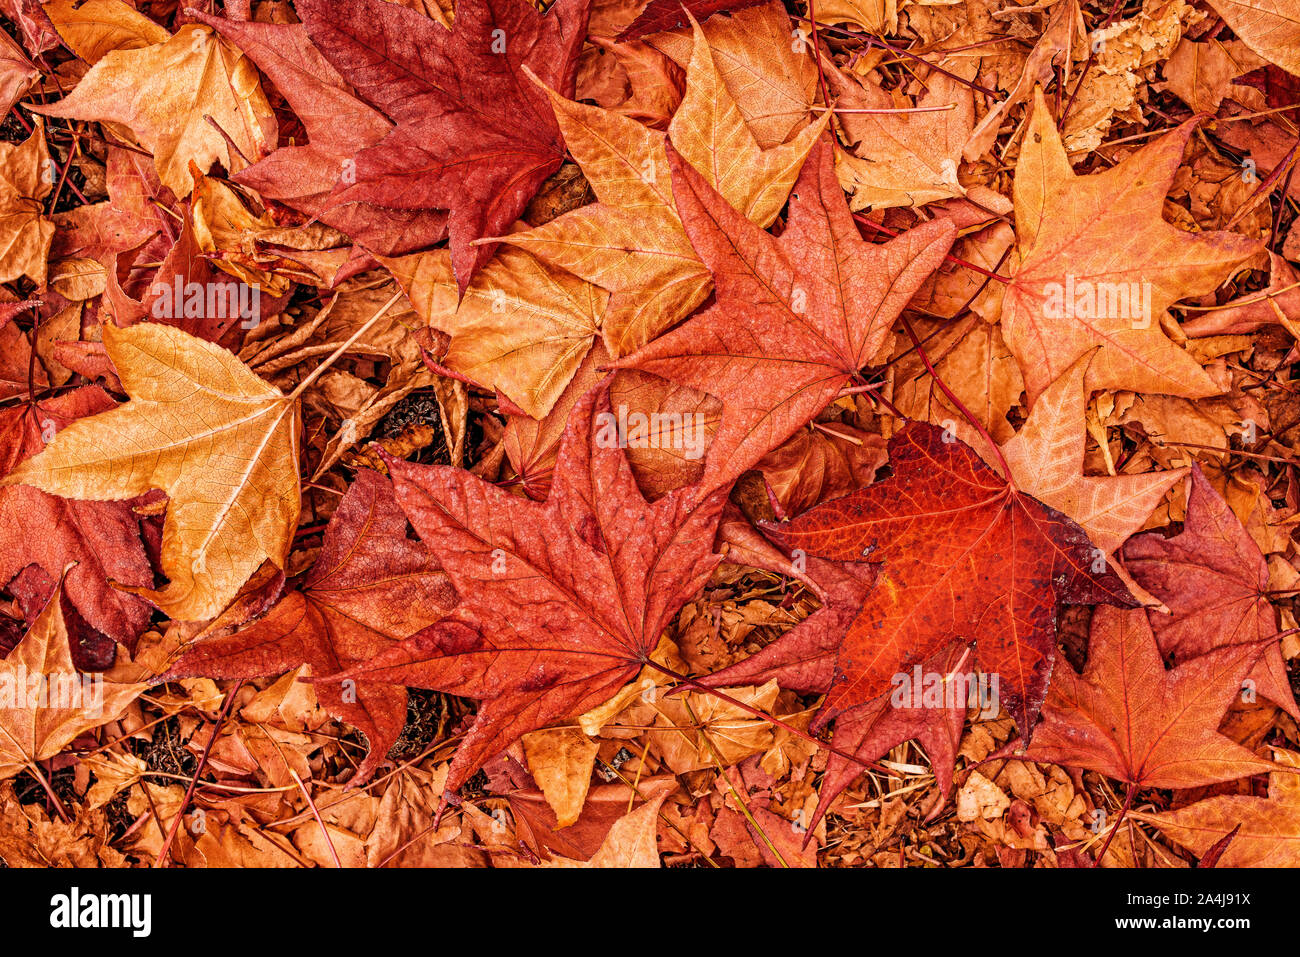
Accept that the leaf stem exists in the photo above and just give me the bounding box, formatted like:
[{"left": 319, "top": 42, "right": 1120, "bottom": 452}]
[
  {"left": 153, "top": 680, "right": 243, "bottom": 867},
  {"left": 285, "top": 291, "right": 404, "bottom": 402},
  {"left": 1095, "top": 783, "right": 1134, "bottom": 864},
  {"left": 898, "top": 314, "right": 1014, "bottom": 482},
  {"left": 853, "top": 213, "right": 1011, "bottom": 284}
]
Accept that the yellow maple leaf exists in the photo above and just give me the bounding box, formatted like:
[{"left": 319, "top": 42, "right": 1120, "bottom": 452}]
[
  {"left": 0, "top": 118, "right": 54, "bottom": 287},
  {"left": 42, "top": 0, "right": 170, "bottom": 64},
  {"left": 5, "top": 322, "right": 303, "bottom": 620},
  {"left": 36, "top": 23, "right": 276, "bottom": 197}
]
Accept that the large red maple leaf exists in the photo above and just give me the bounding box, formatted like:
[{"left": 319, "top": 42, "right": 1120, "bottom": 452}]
[
  {"left": 160, "top": 469, "right": 457, "bottom": 783},
  {"left": 708, "top": 422, "right": 1135, "bottom": 774},
  {"left": 294, "top": 0, "right": 591, "bottom": 289},
  {"left": 332, "top": 384, "right": 729, "bottom": 801},
  {"left": 616, "top": 137, "right": 955, "bottom": 496}
]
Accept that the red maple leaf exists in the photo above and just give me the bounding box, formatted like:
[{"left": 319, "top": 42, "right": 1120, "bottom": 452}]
[
  {"left": 1015, "top": 604, "right": 1276, "bottom": 790},
  {"left": 331, "top": 384, "right": 729, "bottom": 801},
  {"left": 294, "top": 0, "right": 591, "bottom": 289},
  {"left": 617, "top": 137, "right": 955, "bottom": 495},
  {"left": 1123, "top": 465, "right": 1299, "bottom": 718},
  {"left": 161, "top": 469, "right": 457, "bottom": 783},
  {"left": 194, "top": 13, "right": 449, "bottom": 256},
  {"left": 708, "top": 421, "right": 1135, "bottom": 759}
]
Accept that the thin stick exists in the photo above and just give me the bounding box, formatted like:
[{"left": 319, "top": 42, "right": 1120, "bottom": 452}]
[
  {"left": 153, "top": 680, "right": 244, "bottom": 867},
  {"left": 803, "top": 0, "right": 832, "bottom": 113},
  {"left": 290, "top": 769, "right": 342, "bottom": 868},
  {"left": 286, "top": 291, "right": 404, "bottom": 402},
  {"left": 685, "top": 698, "right": 789, "bottom": 867},
  {"left": 1095, "top": 784, "right": 1134, "bottom": 863},
  {"left": 811, "top": 104, "right": 957, "bottom": 115}
]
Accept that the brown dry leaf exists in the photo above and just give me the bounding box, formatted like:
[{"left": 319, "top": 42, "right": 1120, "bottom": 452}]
[
  {"left": 1134, "top": 747, "right": 1300, "bottom": 866},
  {"left": 646, "top": 1, "right": 818, "bottom": 149},
  {"left": 891, "top": 314, "right": 1025, "bottom": 447},
  {"left": 382, "top": 243, "right": 608, "bottom": 419},
  {"left": 815, "top": 0, "right": 898, "bottom": 34},
  {"left": 1160, "top": 38, "right": 1267, "bottom": 113},
  {"left": 0, "top": 28, "right": 37, "bottom": 117},
  {"left": 0, "top": 119, "right": 53, "bottom": 287},
  {"left": 755, "top": 421, "right": 886, "bottom": 514},
  {"left": 963, "top": 0, "right": 1078, "bottom": 162},
  {"left": 648, "top": 680, "right": 782, "bottom": 773},
  {"left": 0, "top": 582, "right": 145, "bottom": 780},
  {"left": 956, "top": 771, "right": 1011, "bottom": 822},
  {"left": 829, "top": 59, "right": 975, "bottom": 211},
  {"left": 1205, "top": 0, "right": 1300, "bottom": 77},
  {"left": 308, "top": 282, "right": 445, "bottom": 477},
  {"left": 366, "top": 767, "right": 487, "bottom": 867},
  {"left": 190, "top": 173, "right": 292, "bottom": 297},
  {"left": 82, "top": 751, "right": 150, "bottom": 811},
  {"left": 0, "top": 786, "right": 126, "bottom": 867},
  {"left": 1001, "top": 354, "right": 1188, "bottom": 564},
  {"left": 500, "top": 341, "right": 610, "bottom": 499},
  {"left": 543, "top": 792, "right": 669, "bottom": 867},
  {"left": 521, "top": 727, "right": 601, "bottom": 828},
  {"left": 42, "top": 0, "right": 171, "bottom": 64},
  {"left": 1061, "top": 0, "right": 1199, "bottom": 155},
  {"left": 36, "top": 23, "right": 277, "bottom": 197}
]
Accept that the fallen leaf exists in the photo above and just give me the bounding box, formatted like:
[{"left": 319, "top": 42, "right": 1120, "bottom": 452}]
[
  {"left": 1000, "top": 88, "right": 1261, "bottom": 405},
  {"left": 0, "top": 580, "right": 145, "bottom": 780},
  {"left": 37, "top": 23, "right": 277, "bottom": 197},
  {"left": 1016, "top": 604, "right": 1276, "bottom": 790},
  {"left": 294, "top": 0, "right": 592, "bottom": 290},
  {"left": 618, "top": 137, "right": 955, "bottom": 493},
  {"left": 160, "top": 469, "right": 457, "bottom": 782},
  {"left": 1134, "top": 747, "right": 1300, "bottom": 866},
  {"left": 1124, "top": 464, "right": 1299, "bottom": 717},
  {"left": 4, "top": 322, "right": 302, "bottom": 621},
  {"left": 332, "top": 385, "right": 728, "bottom": 797}
]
